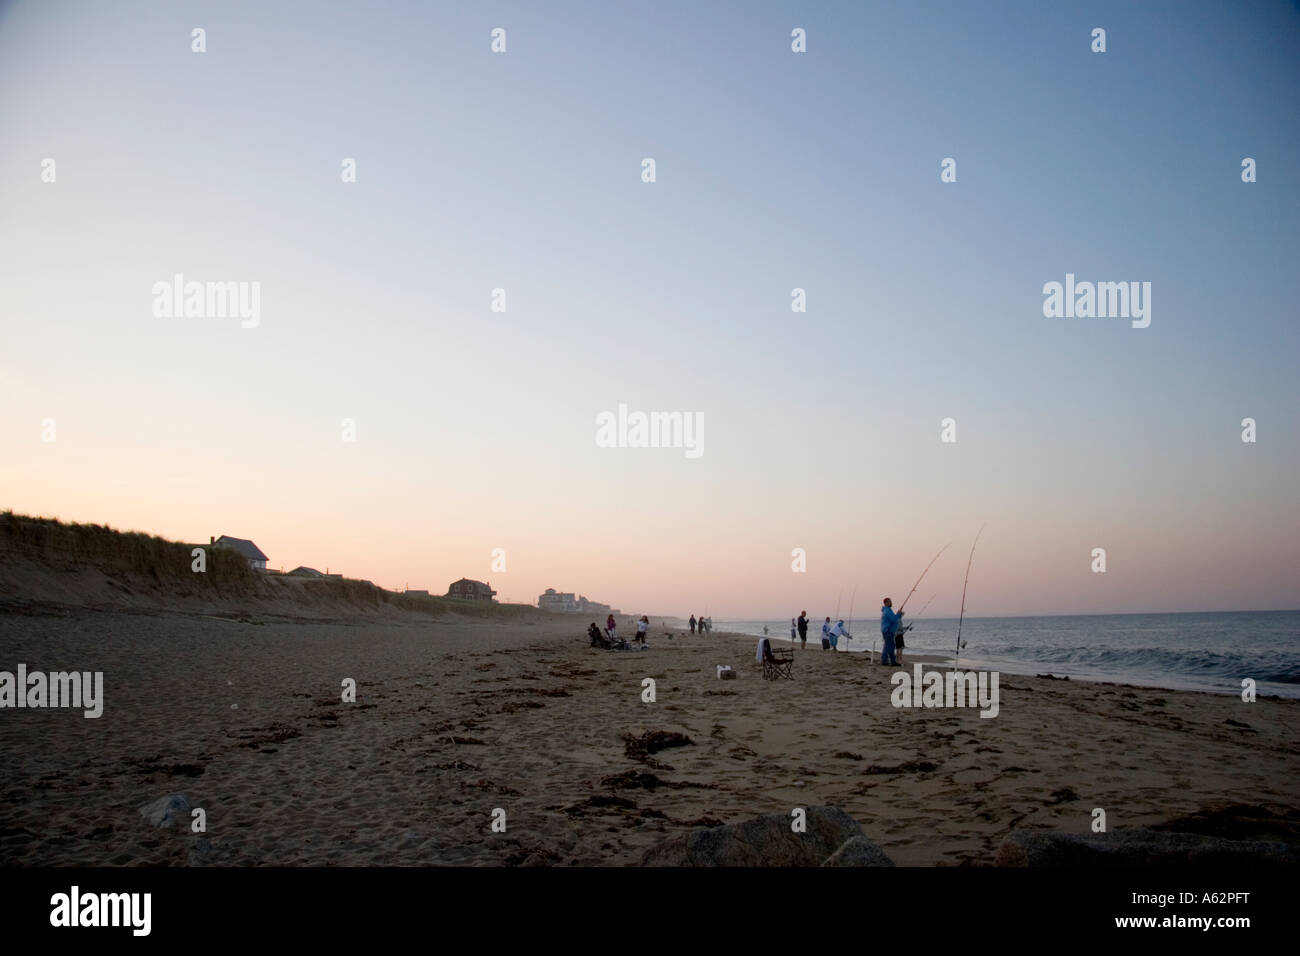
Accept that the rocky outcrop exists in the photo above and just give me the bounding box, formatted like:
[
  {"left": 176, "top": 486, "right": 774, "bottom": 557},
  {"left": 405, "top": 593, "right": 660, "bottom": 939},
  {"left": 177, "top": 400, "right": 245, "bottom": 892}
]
[
  {"left": 995, "top": 828, "right": 1300, "bottom": 866},
  {"left": 642, "top": 806, "right": 893, "bottom": 866}
]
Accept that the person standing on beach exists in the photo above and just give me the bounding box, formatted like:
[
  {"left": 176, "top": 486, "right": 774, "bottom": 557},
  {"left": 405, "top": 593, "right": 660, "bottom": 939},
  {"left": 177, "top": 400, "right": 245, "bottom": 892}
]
[
  {"left": 689, "top": 614, "right": 697, "bottom": 635},
  {"left": 798, "top": 611, "right": 809, "bottom": 648},
  {"left": 821, "top": 617, "right": 832, "bottom": 649},
  {"left": 880, "top": 598, "right": 903, "bottom": 666},
  {"left": 606, "top": 613, "right": 618, "bottom": 642},
  {"left": 790, "top": 618, "right": 797, "bottom": 643},
  {"left": 636, "top": 615, "right": 649, "bottom": 644}
]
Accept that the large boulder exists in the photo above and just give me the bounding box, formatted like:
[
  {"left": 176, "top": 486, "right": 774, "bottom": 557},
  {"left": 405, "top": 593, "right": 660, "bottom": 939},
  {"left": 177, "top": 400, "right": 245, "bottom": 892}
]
[
  {"left": 822, "top": 835, "right": 896, "bottom": 867},
  {"left": 995, "top": 828, "right": 1300, "bottom": 867},
  {"left": 641, "top": 806, "right": 893, "bottom": 866}
]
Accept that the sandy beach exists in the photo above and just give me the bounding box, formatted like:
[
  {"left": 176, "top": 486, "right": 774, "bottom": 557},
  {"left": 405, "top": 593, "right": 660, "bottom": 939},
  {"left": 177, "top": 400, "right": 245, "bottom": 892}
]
[{"left": 3, "top": 601, "right": 1296, "bottom": 866}]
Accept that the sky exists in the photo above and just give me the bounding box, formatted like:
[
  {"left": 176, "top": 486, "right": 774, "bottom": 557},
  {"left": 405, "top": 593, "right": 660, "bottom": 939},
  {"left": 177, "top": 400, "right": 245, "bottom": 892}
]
[{"left": 1, "top": 0, "right": 1297, "bottom": 618}]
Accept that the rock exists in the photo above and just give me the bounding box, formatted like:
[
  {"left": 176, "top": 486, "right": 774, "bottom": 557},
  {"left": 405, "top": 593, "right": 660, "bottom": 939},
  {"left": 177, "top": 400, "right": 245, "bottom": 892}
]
[
  {"left": 995, "top": 828, "right": 1300, "bottom": 867},
  {"left": 641, "top": 805, "right": 891, "bottom": 867},
  {"left": 139, "top": 793, "right": 190, "bottom": 828},
  {"left": 822, "top": 835, "right": 895, "bottom": 867}
]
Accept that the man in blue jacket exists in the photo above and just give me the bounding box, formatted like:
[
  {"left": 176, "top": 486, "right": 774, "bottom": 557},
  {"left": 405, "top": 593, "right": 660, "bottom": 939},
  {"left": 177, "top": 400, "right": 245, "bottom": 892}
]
[{"left": 880, "top": 598, "right": 903, "bottom": 666}]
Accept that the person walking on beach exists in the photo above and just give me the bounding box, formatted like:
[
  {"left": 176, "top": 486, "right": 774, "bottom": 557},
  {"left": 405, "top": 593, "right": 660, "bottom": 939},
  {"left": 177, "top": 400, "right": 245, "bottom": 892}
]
[
  {"left": 689, "top": 614, "right": 697, "bottom": 635},
  {"left": 821, "top": 617, "right": 832, "bottom": 649},
  {"left": 880, "top": 598, "right": 903, "bottom": 666},
  {"left": 636, "top": 615, "right": 649, "bottom": 644},
  {"left": 797, "top": 611, "right": 809, "bottom": 648}
]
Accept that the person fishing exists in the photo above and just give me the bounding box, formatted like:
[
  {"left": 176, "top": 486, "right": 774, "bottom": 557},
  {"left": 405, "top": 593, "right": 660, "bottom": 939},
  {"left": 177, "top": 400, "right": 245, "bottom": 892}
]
[
  {"left": 829, "top": 619, "right": 851, "bottom": 650},
  {"left": 821, "top": 617, "right": 832, "bottom": 649},
  {"left": 880, "top": 598, "right": 903, "bottom": 666}
]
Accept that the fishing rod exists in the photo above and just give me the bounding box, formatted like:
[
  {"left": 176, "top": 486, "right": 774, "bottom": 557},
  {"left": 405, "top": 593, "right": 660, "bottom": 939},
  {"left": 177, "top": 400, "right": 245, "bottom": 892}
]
[
  {"left": 895, "top": 594, "right": 936, "bottom": 663},
  {"left": 899, "top": 594, "right": 937, "bottom": 637},
  {"left": 953, "top": 525, "right": 985, "bottom": 670},
  {"left": 845, "top": 585, "right": 857, "bottom": 645},
  {"left": 897, "top": 543, "right": 951, "bottom": 614}
]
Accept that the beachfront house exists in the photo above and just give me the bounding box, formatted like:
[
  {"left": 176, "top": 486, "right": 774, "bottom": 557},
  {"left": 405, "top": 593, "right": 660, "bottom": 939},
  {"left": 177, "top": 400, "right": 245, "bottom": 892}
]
[
  {"left": 288, "top": 566, "right": 324, "bottom": 578},
  {"left": 538, "top": 589, "right": 613, "bottom": 616},
  {"left": 446, "top": 578, "right": 497, "bottom": 602},
  {"left": 538, "top": 588, "right": 579, "bottom": 611},
  {"left": 211, "top": 535, "right": 268, "bottom": 570}
]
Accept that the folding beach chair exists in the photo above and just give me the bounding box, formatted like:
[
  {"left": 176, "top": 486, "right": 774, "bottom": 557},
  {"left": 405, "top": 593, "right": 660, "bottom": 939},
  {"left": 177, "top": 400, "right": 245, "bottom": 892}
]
[{"left": 762, "top": 641, "right": 794, "bottom": 680}]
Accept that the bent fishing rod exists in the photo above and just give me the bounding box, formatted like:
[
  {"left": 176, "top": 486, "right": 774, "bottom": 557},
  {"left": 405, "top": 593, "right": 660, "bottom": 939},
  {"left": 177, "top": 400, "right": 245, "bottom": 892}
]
[{"left": 897, "top": 542, "right": 951, "bottom": 615}]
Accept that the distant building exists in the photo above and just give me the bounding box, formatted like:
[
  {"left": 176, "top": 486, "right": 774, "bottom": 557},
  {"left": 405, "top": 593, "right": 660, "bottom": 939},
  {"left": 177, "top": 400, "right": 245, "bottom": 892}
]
[
  {"left": 447, "top": 578, "right": 497, "bottom": 602},
  {"left": 538, "top": 588, "right": 578, "bottom": 612},
  {"left": 211, "top": 535, "right": 268, "bottom": 571},
  {"left": 288, "top": 566, "right": 324, "bottom": 578},
  {"left": 404, "top": 589, "right": 430, "bottom": 597},
  {"left": 538, "top": 588, "right": 611, "bottom": 616}
]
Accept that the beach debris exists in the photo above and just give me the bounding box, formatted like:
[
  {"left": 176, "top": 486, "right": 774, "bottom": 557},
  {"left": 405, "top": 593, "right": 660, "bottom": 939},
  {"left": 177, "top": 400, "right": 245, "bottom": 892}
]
[
  {"left": 640, "top": 806, "right": 893, "bottom": 867},
  {"left": 716, "top": 665, "right": 735, "bottom": 679},
  {"left": 188, "top": 837, "right": 215, "bottom": 866},
  {"left": 139, "top": 793, "right": 190, "bottom": 828},
  {"left": 232, "top": 723, "right": 301, "bottom": 749},
  {"left": 622, "top": 730, "right": 694, "bottom": 760},
  {"left": 861, "top": 760, "right": 937, "bottom": 775},
  {"left": 601, "top": 770, "right": 666, "bottom": 791},
  {"left": 564, "top": 794, "right": 638, "bottom": 816},
  {"left": 599, "top": 770, "right": 716, "bottom": 792},
  {"left": 127, "top": 756, "right": 205, "bottom": 777},
  {"left": 1036, "top": 673, "right": 1069, "bottom": 680},
  {"left": 995, "top": 828, "right": 1300, "bottom": 867}
]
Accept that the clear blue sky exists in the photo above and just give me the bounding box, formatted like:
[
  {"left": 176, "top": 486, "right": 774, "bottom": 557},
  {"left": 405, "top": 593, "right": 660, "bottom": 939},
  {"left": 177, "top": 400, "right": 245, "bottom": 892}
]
[{"left": 1, "top": 1, "right": 1297, "bottom": 616}]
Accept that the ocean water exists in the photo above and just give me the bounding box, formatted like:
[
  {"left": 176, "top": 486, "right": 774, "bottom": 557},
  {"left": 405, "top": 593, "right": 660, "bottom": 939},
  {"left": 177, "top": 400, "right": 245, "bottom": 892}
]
[{"left": 713, "top": 611, "right": 1300, "bottom": 699}]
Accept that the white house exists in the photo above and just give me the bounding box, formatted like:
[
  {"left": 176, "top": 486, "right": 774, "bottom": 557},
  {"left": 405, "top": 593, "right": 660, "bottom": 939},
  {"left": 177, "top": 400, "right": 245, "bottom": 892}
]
[{"left": 211, "top": 535, "right": 268, "bottom": 570}]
